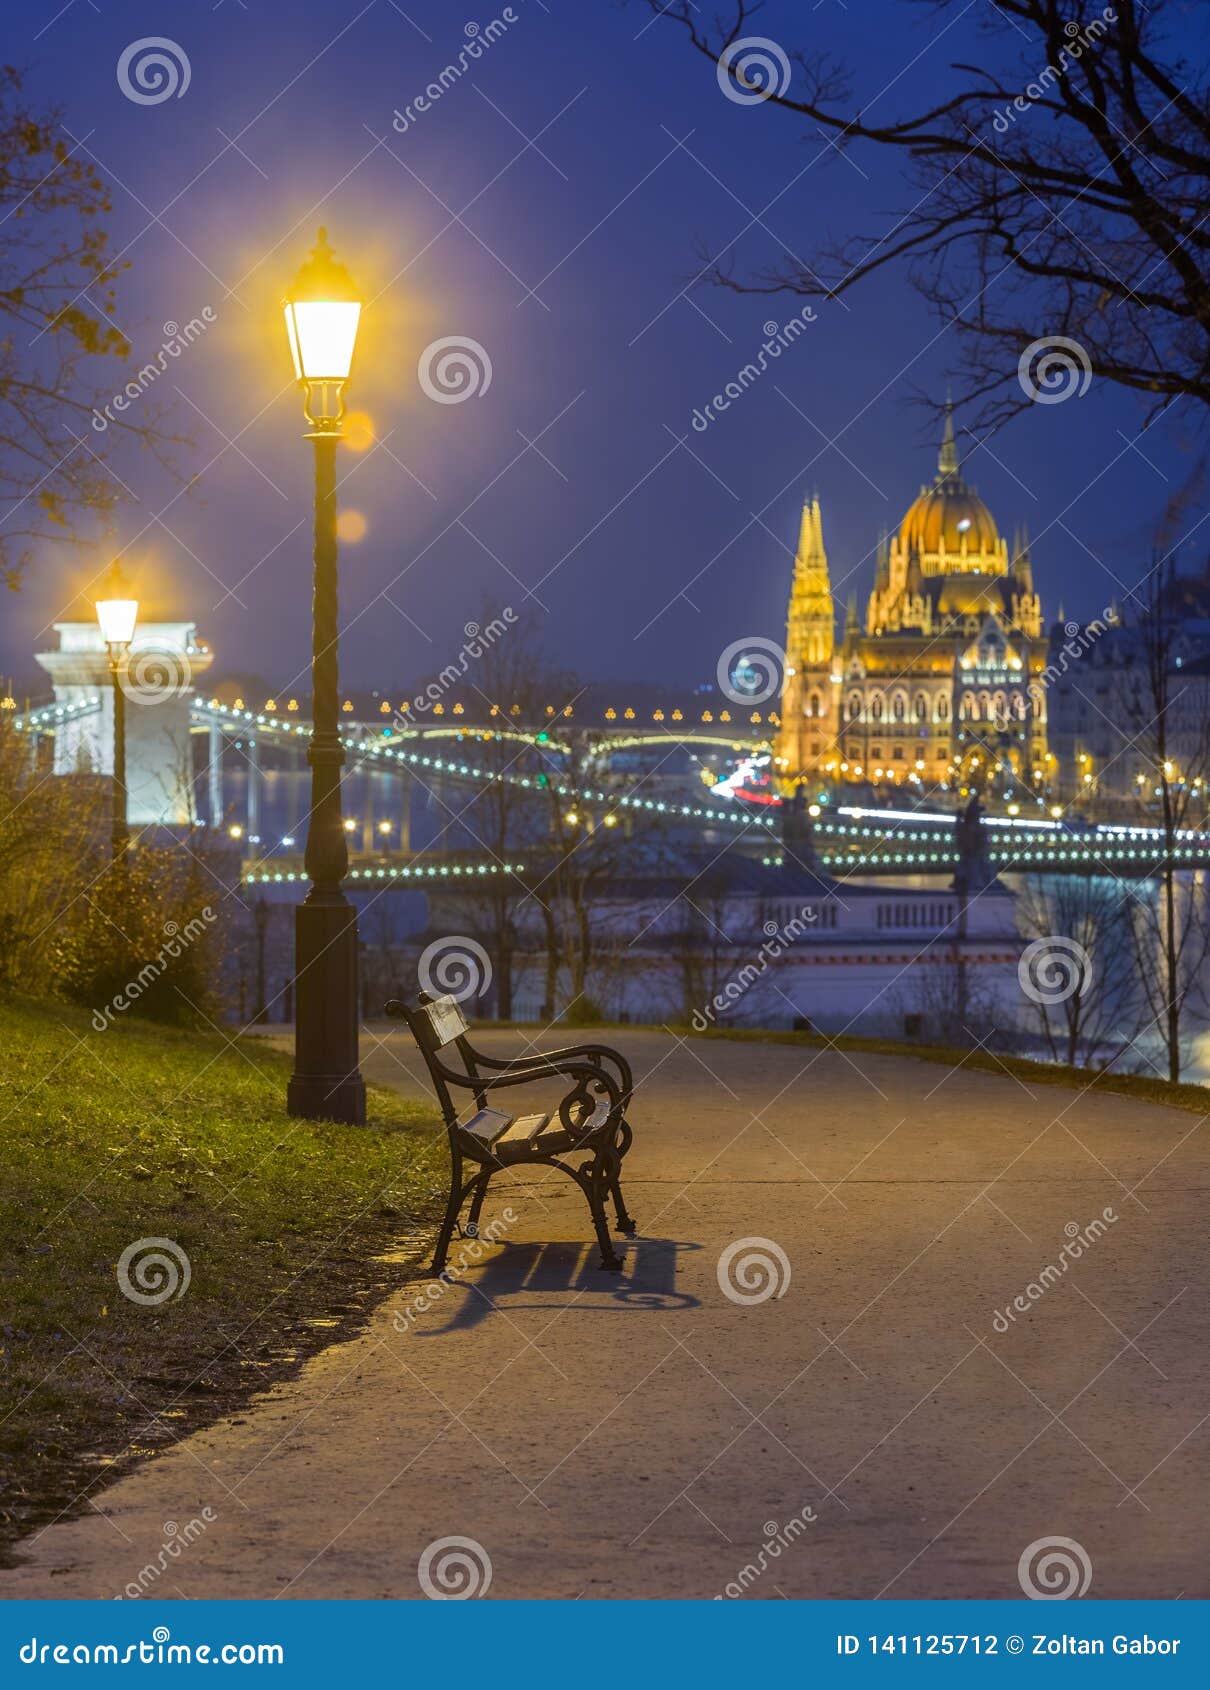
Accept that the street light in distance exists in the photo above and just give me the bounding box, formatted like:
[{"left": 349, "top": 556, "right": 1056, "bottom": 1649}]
[{"left": 94, "top": 561, "right": 138, "bottom": 867}]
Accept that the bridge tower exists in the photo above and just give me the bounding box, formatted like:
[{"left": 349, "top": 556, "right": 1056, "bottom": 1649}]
[
  {"left": 35, "top": 620, "right": 213, "bottom": 825},
  {"left": 776, "top": 494, "right": 839, "bottom": 787}
]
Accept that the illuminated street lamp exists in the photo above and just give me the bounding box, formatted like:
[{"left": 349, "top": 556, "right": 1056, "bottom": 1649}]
[
  {"left": 282, "top": 228, "right": 366, "bottom": 1126},
  {"left": 94, "top": 562, "right": 138, "bottom": 866}
]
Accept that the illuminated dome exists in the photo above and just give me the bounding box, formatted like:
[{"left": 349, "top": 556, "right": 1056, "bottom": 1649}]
[
  {"left": 899, "top": 484, "right": 999, "bottom": 555},
  {"left": 897, "top": 405, "right": 1001, "bottom": 561}
]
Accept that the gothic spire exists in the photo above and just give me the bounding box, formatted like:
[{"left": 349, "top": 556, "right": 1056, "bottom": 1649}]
[
  {"left": 938, "top": 396, "right": 959, "bottom": 479},
  {"left": 796, "top": 492, "right": 825, "bottom": 565},
  {"left": 786, "top": 492, "right": 833, "bottom": 673}
]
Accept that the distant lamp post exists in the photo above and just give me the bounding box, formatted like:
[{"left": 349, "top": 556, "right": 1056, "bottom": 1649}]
[
  {"left": 94, "top": 562, "right": 138, "bottom": 866},
  {"left": 282, "top": 227, "right": 366, "bottom": 1126},
  {"left": 253, "top": 896, "right": 270, "bottom": 1026}
]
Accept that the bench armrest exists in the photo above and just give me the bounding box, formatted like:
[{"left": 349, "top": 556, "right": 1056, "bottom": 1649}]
[
  {"left": 443, "top": 1059, "right": 622, "bottom": 1143},
  {"left": 472, "top": 1043, "right": 633, "bottom": 1103}
]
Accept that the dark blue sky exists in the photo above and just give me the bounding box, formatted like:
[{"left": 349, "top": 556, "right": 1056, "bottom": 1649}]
[{"left": 5, "top": 0, "right": 1206, "bottom": 696}]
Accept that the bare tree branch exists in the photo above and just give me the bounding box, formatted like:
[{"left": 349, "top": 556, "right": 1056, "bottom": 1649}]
[{"left": 638, "top": 0, "right": 1210, "bottom": 433}]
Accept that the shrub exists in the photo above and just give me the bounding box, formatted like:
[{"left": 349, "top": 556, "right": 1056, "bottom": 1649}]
[{"left": 53, "top": 846, "right": 228, "bottom": 1027}]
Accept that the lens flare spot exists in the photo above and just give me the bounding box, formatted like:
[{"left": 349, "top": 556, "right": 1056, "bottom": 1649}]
[
  {"left": 337, "top": 509, "right": 368, "bottom": 543},
  {"left": 343, "top": 411, "right": 376, "bottom": 453}
]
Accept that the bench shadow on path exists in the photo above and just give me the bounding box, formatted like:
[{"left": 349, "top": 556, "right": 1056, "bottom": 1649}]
[{"left": 412, "top": 1238, "right": 702, "bottom": 1336}]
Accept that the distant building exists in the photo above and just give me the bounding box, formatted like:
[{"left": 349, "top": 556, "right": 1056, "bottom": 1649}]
[
  {"left": 777, "top": 410, "right": 1048, "bottom": 797},
  {"left": 35, "top": 621, "right": 212, "bottom": 825},
  {"left": 417, "top": 802, "right": 1023, "bottom": 1039},
  {"left": 1045, "top": 600, "right": 1210, "bottom": 805}
]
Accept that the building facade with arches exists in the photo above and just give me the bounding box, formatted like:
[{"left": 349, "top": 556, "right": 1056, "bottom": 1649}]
[{"left": 777, "top": 411, "right": 1049, "bottom": 795}]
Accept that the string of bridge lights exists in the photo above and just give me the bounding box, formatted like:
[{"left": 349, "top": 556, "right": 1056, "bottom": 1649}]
[
  {"left": 192, "top": 701, "right": 782, "bottom": 833},
  {"left": 208, "top": 693, "right": 779, "bottom": 731},
  {"left": 195, "top": 702, "right": 1210, "bottom": 871},
  {"left": 243, "top": 860, "right": 528, "bottom": 887},
  {"left": 12, "top": 697, "right": 1209, "bottom": 875}
]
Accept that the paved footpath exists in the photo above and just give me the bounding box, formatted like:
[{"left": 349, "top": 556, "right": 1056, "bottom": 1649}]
[{"left": 4, "top": 1030, "right": 1208, "bottom": 1600}]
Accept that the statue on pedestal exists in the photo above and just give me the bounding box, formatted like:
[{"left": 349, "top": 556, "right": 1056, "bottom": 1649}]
[{"left": 951, "top": 793, "right": 998, "bottom": 895}]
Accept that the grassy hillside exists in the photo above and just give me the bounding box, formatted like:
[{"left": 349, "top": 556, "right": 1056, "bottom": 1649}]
[{"left": 0, "top": 999, "right": 444, "bottom": 1561}]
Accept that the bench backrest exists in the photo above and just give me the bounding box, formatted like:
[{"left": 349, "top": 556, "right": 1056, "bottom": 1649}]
[
  {"left": 390, "top": 993, "right": 482, "bottom": 1128},
  {"left": 413, "top": 993, "right": 469, "bottom": 1054}
]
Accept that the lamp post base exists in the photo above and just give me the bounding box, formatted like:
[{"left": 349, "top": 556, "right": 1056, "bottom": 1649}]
[
  {"left": 287, "top": 895, "right": 366, "bottom": 1125},
  {"left": 287, "top": 1070, "right": 366, "bottom": 1124}
]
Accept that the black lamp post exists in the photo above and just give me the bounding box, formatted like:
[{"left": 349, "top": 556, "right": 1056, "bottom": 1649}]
[
  {"left": 254, "top": 896, "right": 269, "bottom": 1025},
  {"left": 283, "top": 227, "right": 366, "bottom": 1125},
  {"left": 94, "top": 562, "right": 138, "bottom": 867}
]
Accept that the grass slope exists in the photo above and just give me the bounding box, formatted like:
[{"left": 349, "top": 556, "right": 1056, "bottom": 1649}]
[{"left": 0, "top": 999, "right": 443, "bottom": 1563}]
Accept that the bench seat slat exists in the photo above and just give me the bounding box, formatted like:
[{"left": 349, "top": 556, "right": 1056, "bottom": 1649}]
[
  {"left": 493, "top": 1127, "right": 576, "bottom": 1165},
  {"left": 496, "top": 1112, "right": 551, "bottom": 1146},
  {"left": 458, "top": 1108, "right": 514, "bottom": 1145}
]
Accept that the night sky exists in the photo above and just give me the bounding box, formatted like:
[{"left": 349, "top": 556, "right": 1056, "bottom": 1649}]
[{"left": 4, "top": 0, "right": 1206, "bottom": 698}]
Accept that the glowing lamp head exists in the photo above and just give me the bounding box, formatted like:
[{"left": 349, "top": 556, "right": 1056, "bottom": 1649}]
[
  {"left": 95, "top": 561, "right": 138, "bottom": 649},
  {"left": 283, "top": 227, "right": 362, "bottom": 430}
]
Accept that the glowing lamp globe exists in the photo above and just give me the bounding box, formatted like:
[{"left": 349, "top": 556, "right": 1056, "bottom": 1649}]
[
  {"left": 283, "top": 228, "right": 362, "bottom": 430},
  {"left": 95, "top": 564, "right": 138, "bottom": 648}
]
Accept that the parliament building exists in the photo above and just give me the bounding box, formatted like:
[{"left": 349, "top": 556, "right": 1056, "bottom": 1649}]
[{"left": 777, "top": 411, "right": 1050, "bottom": 793}]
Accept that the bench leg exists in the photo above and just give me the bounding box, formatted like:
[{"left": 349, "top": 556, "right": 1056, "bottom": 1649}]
[
  {"left": 586, "top": 1160, "right": 624, "bottom": 1272},
  {"left": 607, "top": 1154, "right": 637, "bottom": 1237},
  {"left": 465, "top": 1172, "right": 490, "bottom": 1238},
  {"left": 432, "top": 1144, "right": 464, "bottom": 1275}
]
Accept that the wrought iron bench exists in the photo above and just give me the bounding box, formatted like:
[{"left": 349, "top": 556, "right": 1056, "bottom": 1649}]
[{"left": 386, "top": 992, "right": 638, "bottom": 1272}]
